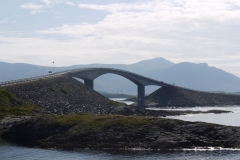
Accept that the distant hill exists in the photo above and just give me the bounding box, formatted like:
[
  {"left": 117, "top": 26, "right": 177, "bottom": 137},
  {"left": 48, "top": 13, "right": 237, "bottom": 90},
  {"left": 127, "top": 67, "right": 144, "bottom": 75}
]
[
  {"left": 1, "top": 57, "right": 240, "bottom": 94},
  {"left": 0, "top": 62, "right": 50, "bottom": 81},
  {"left": 148, "top": 62, "right": 240, "bottom": 92}
]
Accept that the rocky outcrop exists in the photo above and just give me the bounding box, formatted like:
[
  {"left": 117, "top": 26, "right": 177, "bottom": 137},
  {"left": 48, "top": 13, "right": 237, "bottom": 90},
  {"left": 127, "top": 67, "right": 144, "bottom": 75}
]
[
  {"left": 2, "top": 115, "right": 240, "bottom": 150},
  {"left": 3, "top": 75, "right": 119, "bottom": 115},
  {"left": 146, "top": 86, "right": 240, "bottom": 107},
  {"left": 111, "top": 105, "right": 232, "bottom": 117},
  {"left": 0, "top": 116, "right": 31, "bottom": 135}
]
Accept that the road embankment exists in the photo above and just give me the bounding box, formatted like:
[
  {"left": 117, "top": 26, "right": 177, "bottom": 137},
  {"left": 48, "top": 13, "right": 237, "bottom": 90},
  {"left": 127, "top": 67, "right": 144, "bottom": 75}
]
[
  {"left": 2, "top": 75, "right": 120, "bottom": 115},
  {"left": 146, "top": 86, "right": 240, "bottom": 107}
]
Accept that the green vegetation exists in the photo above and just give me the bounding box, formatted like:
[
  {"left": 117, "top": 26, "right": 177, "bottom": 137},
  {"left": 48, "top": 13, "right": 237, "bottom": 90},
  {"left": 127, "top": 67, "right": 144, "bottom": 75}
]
[
  {"left": 69, "top": 115, "right": 150, "bottom": 133},
  {"left": 60, "top": 84, "right": 69, "bottom": 94},
  {"left": 31, "top": 114, "right": 189, "bottom": 135},
  {"left": 145, "top": 97, "right": 153, "bottom": 103},
  {"left": 60, "top": 88, "right": 68, "bottom": 94},
  {"left": 0, "top": 89, "right": 17, "bottom": 108},
  {"left": 0, "top": 89, "right": 41, "bottom": 120},
  {"left": 39, "top": 114, "right": 151, "bottom": 134},
  {"left": 108, "top": 100, "right": 125, "bottom": 106},
  {"left": 36, "top": 114, "right": 187, "bottom": 135}
]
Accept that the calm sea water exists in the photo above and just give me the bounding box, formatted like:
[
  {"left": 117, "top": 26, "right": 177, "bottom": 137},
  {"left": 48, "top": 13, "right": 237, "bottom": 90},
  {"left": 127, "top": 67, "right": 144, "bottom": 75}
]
[
  {"left": 110, "top": 98, "right": 134, "bottom": 105},
  {"left": 149, "top": 106, "right": 240, "bottom": 126},
  {"left": 1, "top": 140, "right": 240, "bottom": 160},
  {"left": 2, "top": 104, "right": 240, "bottom": 159}
]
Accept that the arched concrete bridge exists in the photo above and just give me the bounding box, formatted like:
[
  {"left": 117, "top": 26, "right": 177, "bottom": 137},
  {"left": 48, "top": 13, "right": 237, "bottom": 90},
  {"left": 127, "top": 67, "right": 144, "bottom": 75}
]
[{"left": 65, "top": 68, "right": 171, "bottom": 106}]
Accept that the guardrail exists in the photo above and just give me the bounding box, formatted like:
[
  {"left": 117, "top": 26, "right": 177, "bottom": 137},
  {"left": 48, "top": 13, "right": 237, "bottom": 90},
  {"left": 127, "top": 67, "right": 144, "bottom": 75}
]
[
  {"left": 0, "top": 73, "right": 64, "bottom": 87},
  {"left": 0, "top": 67, "right": 239, "bottom": 96},
  {"left": 0, "top": 67, "right": 88, "bottom": 88}
]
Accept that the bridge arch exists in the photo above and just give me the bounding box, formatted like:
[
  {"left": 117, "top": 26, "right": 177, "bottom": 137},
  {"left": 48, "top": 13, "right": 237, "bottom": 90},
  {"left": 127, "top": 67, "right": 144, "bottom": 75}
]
[{"left": 67, "top": 68, "right": 168, "bottom": 107}]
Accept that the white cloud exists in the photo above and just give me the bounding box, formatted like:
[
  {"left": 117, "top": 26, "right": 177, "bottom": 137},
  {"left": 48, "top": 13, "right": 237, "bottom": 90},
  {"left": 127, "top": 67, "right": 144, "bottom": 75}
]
[
  {"left": 41, "top": 0, "right": 74, "bottom": 5},
  {"left": 0, "top": 19, "right": 7, "bottom": 24},
  {"left": 3, "top": 0, "right": 240, "bottom": 77},
  {"left": 66, "top": 2, "right": 74, "bottom": 6},
  {"left": 20, "top": 0, "right": 75, "bottom": 14},
  {"left": 41, "top": 0, "right": 51, "bottom": 4},
  {"left": 20, "top": 3, "right": 44, "bottom": 14},
  {"left": 41, "top": 0, "right": 61, "bottom": 4},
  {"left": 78, "top": 3, "right": 151, "bottom": 12},
  {"left": 35, "top": 0, "right": 240, "bottom": 76}
]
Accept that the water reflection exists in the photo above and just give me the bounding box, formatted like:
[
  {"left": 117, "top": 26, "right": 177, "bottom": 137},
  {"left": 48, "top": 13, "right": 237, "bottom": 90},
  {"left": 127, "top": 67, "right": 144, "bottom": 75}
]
[{"left": 1, "top": 140, "right": 240, "bottom": 160}]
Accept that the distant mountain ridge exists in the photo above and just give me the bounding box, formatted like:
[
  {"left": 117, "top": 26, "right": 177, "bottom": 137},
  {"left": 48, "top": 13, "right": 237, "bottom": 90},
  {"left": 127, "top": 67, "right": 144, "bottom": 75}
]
[
  {"left": 1, "top": 57, "right": 240, "bottom": 94},
  {"left": 149, "top": 62, "right": 240, "bottom": 92}
]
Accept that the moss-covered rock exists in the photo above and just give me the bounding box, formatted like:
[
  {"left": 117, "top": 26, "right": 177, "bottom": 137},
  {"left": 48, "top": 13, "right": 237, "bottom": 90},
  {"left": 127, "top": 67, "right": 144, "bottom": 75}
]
[
  {"left": 2, "top": 114, "right": 240, "bottom": 150},
  {"left": 0, "top": 89, "right": 41, "bottom": 120},
  {"left": 0, "top": 89, "right": 17, "bottom": 108}
]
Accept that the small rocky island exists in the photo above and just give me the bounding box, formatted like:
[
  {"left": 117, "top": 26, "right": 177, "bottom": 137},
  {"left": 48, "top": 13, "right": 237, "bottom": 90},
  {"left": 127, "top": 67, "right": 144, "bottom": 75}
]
[
  {"left": 1, "top": 75, "right": 240, "bottom": 150},
  {"left": 2, "top": 114, "right": 240, "bottom": 150}
]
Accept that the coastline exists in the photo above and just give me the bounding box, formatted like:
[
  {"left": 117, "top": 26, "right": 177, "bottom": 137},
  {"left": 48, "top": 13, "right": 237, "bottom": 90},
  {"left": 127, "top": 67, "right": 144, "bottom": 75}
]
[{"left": 2, "top": 114, "right": 240, "bottom": 151}]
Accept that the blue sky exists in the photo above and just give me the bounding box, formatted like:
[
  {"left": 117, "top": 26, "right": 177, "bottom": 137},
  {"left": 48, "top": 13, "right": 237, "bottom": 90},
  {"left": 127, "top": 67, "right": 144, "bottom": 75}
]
[{"left": 1, "top": 0, "right": 240, "bottom": 77}]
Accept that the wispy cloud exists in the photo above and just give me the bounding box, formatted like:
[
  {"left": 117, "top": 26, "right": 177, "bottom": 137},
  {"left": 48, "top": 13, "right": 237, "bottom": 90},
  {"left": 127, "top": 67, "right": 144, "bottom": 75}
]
[
  {"left": 41, "top": 0, "right": 74, "bottom": 5},
  {"left": 78, "top": 3, "right": 151, "bottom": 12},
  {"left": 20, "top": 3, "right": 44, "bottom": 14},
  {"left": 0, "top": 19, "right": 8, "bottom": 24},
  {"left": 20, "top": 0, "right": 76, "bottom": 15},
  {"left": 2, "top": 0, "right": 240, "bottom": 77},
  {"left": 41, "top": 0, "right": 62, "bottom": 4},
  {"left": 66, "top": 2, "right": 74, "bottom": 6}
]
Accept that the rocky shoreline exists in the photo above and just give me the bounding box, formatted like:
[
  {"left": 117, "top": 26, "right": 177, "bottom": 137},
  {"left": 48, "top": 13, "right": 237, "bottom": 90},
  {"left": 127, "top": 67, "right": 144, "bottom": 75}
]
[
  {"left": 1, "top": 114, "right": 240, "bottom": 151},
  {"left": 0, "top": 116, "right": 31, "bottom": 135},
  {"left": 1, "top": 74, "right": 240, "bottom": 151},
  {"left": 110, "top": 105, "right": 232, "bottom": 117},
  {"left": 0, "top": 107, "right": 231, "bottom": 135}
]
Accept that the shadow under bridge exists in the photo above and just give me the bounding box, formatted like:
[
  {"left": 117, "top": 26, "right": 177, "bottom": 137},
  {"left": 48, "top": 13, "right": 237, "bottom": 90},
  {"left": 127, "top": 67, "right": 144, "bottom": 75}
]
[{"left": 67, "top": 68, "right": 169, "bottom": 107}]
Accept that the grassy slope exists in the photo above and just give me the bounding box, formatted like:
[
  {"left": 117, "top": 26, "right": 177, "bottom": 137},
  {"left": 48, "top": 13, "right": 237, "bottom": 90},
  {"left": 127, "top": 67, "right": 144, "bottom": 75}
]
[{"left": 0, "top": 88, "right": 41, "bottom": 120}]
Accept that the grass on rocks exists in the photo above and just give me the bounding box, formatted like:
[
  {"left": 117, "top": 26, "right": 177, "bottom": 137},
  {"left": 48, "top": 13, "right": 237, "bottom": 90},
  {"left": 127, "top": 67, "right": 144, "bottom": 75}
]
[
  {"left": 0, "top": 89, "right": 41, "bottom": 120},
  {"left": 41, "top": 114, "right": 149, "bottom": 128},
  {"left": 108, "top": 100, "right": 126, "bottom": 106},
  {"left": 0, "top": 88, "right": 17, "bottom": 107},
  {"left": 38, "top": 114, "right": 187, "bottom": 135}
]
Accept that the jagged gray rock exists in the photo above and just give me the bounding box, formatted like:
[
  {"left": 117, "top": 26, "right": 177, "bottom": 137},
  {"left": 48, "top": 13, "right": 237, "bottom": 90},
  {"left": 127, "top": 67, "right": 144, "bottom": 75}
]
[{"left": 146, "top": 86, "right": 240, "bottom": 107}]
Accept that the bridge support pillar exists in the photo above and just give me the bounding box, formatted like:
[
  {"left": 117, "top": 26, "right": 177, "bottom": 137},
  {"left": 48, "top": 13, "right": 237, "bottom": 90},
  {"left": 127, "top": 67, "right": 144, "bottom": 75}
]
[
  {"left": 137, "top": 85, "right": 145, "bottom": 107},
  {"left": 84, "top": 79, "right": 94, "bottom": 89}
]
